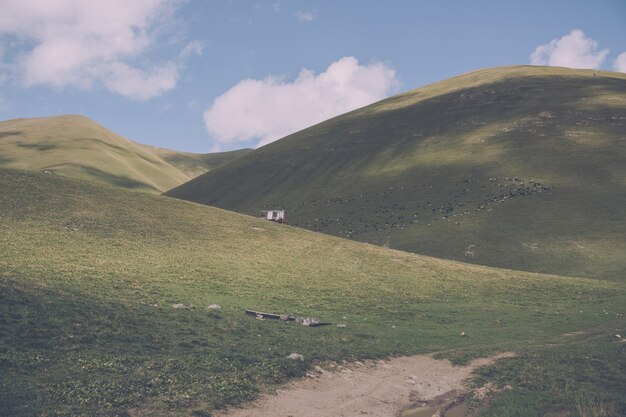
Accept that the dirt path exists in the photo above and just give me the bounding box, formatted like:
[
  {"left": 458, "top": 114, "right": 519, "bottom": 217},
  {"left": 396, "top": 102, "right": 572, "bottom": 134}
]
[{"left": 216, "top": 353, "right": 515, "bottom": 417}]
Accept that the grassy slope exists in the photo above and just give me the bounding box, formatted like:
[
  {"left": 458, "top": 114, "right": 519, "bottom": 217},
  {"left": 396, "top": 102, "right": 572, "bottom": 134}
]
[
  {"left": 146, "top": 146, "right": 252, "bottom": 179},
  {"left": 1, "top": 168, "right": 624, "bottom": 416},
  {"left": 0, "top": 115, "right": 248, "bottom": 193},
  {"left": 167, "top": 66, "right": 626, "bottom": 281}
]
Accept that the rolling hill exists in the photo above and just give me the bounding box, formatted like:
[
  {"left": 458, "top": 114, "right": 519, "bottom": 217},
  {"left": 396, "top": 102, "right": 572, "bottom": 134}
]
[
  {"left": 1, "top": 167, "right": 624, "bottom": 416},
  {"left": 167, "top": 66, "right": 626, "bottom": 281},
  {"left": 0, "top": 115, "right": 250, "bottom": 192}
]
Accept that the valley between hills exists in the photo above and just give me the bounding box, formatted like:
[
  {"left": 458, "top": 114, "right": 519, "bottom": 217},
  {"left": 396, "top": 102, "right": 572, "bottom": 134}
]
[{"left": 1, "top": 66, "right": 624, "bottom": 417}]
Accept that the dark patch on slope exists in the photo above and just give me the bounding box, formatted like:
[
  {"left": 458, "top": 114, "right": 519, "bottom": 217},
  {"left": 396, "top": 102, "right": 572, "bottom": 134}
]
[{"left": 0, "top": 130, "right": 21, "bottom": 139}]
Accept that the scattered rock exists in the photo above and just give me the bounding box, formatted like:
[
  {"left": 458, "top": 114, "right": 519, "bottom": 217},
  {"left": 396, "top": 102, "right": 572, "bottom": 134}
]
[
  {"left": 287, "top": 353, "right": 304, "bottom": 361},
  {"left": 337, "top": 324, "right": 346, "bottom": 328},
  {"left": 474, "top": 382, "right": 504, "bottom": 400},
  {"left": 615, "top": 334, "right": 622, "bottom": 339},
  {"left": 172, "top": 303, "right": 187, "bottom": 309},
  {"left": 207, "top": 304, "right": 221, "bottom": 310},
  {"left": 314, "top": 366, "right": 324, "bottom": 373},
  {"left": 296, "top": 317, "right": 320, "bottom": 326},
  {"left": 460, "top": 331, "right": 467, "bottom": 337}
]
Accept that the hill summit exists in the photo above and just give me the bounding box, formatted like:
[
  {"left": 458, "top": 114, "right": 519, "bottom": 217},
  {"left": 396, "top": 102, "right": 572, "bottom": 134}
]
[
  {"left": 0, "top": 115, "right": 249, "bottom": 192},
  {"left": 167, "top": 66, "right": 626, "bottom": 280}
]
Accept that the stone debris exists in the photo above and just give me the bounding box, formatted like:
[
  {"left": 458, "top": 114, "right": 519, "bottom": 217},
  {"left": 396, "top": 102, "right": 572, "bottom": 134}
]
[
  {"left": 245, "top": 309, "right": 332, "bottom": 326},
  {"left": 287, "top": 353, "right": 304, "bottom": 361},
  {"left": 172, "top": 303, "right": 188, "bottom": 309},
  {"left": 207, "top": 304, "right": 221, "bottom": 310},
  {"left": 296, "top": 317, "right": 320, "bottom": 326}
]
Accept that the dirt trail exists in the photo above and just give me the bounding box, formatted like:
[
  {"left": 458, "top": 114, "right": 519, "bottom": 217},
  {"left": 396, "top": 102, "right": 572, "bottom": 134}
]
[{"left": 216, "top": 353, "right": 515, "bottom": 417}]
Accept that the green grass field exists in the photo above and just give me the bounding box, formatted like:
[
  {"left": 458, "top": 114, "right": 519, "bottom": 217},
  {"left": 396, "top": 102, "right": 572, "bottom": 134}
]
[
  {"left": 0, "top": 115, "right": 249, "bottom": 193},
  {"left": 1, "top": 168, "right": 624, "bottom": 416},
  {"left": 167, "top": 66, "right": 626, "bottom": 282}
]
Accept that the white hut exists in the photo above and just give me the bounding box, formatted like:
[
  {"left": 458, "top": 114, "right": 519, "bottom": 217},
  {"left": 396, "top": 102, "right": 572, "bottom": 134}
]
[{"left": 261, "top": 209, "right": 286, "bottom": 224}]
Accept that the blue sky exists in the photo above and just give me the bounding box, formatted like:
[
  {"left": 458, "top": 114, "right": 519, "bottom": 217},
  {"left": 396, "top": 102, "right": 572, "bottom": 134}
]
[{"left": 0, "top": 0, "right": 625, "bottom": 152}]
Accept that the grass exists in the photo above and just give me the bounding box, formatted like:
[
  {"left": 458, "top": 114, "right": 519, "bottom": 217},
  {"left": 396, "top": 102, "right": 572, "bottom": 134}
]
[
  {"left": 166, "top": 65, "right": 626, "bottom": 281},
  {"left": 471, "top": 329, "right": 626, "bottom": 417},
  {"left": 0, "top": 115, "right": 249, "bottom": 193},
  {"left": 1, "top": 168, "right": 624, "bottom": 416},
  {"left": 146, "top": 146, "right": 252, "bottom": 179}
]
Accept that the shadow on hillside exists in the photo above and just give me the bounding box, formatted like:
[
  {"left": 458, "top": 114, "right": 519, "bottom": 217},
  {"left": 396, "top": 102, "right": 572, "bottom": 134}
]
[
  {"left": 41, "top": 162, "right": 160, "bottom": 192},
  {"left": 0, "top": 155, "right": 13, "bottom": 164},
  {"left": 85, "top": 137, "right": 129, "bottom": 152},
  {"left": 0, "top": 130, "right": 21, "bottom": 139},
  {"left": 16, "top": 142, "right": 59, "bottom": 151},
  {"left": 77, "top": 165, "right": 159, "bottom": 192}
]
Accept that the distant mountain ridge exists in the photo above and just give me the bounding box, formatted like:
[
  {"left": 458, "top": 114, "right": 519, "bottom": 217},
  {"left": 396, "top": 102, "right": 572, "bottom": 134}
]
[
  {"left": 167, "top": 66, "right": 626, "bottom": 280},
  {"left": 0, "top": 115, "right": 250, "bottom": 192}
]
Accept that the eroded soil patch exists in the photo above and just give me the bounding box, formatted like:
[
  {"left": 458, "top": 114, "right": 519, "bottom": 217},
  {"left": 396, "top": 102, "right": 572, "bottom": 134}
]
[{"left": 216, "top": 353, "right": 515, "bottom": 417}]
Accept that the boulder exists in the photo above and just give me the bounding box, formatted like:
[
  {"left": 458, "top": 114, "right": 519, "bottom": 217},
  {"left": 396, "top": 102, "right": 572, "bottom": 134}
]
[{"left": 287, "top": 353, "right": 304, "bottom": 361}]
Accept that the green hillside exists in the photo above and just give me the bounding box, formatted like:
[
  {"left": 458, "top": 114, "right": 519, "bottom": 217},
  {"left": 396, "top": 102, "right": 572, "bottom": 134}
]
[
  {"left": 146, "top": 146, "right": 252, "bottom": 179},
  {"left": 167, "top": 66, "right": 626, "bottom": 281},
  {"left": 1, "top": 168, "right": 624, "bottom": 416},
  {"left": 0, "top": 115, "right": 248, "bottom": 193}
]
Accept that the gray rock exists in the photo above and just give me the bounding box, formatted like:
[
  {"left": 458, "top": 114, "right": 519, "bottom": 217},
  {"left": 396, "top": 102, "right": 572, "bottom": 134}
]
[
  {"left": 207, "top": 304, "right": 221, "bottom": 310},
  {"left": 287, "top": 353, "right": 304, "bottom": 361}
]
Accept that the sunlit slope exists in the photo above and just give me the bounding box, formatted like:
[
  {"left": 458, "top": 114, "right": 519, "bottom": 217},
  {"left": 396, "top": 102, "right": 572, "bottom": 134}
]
[
  {"left": 167, "top": 66, "right": 626, "bottom": 281},
  {"left": 1, "top": 167, "right": 623, "bottom": 416},
  {"left": 0, "top": 115, "right": 246, "bottom": 192}
]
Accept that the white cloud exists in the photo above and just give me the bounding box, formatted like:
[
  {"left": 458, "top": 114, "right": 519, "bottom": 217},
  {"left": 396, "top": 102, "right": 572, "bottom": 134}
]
[
  {"left": 614, "top": 52, "right": 626, "bottom": 73},
  {"left": 204, "top": 56, "right": 398, "bottom": 150},
  {"left": 294, "top": 10, "right": 316, "bottom": 22},
  {"left": 100, "top": 62, "right": 178, "bottom": 101},
  {"left": 0, "top": 0, "right": 193, "bottom": 100},
  {"left": 530, "top": 30, "right": 608, "bottom": 69}
]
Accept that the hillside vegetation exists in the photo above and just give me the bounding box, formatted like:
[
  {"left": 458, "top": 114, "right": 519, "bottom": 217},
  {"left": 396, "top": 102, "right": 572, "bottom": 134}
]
[
  {"left": 146, "top": 146, "right": 252, "bottom": 179},
  {"left": 1, "top": 168, "right": 624, "bottom": 416},
  {"left": 167, "top": 66, "right": 626, "bottom": 281},
  {"left": 0, "top": 115, "right": 249, "bottom": 192}
]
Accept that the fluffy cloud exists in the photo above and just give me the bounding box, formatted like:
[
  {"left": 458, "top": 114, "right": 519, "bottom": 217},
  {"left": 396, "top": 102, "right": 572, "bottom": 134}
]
[
  {"left": 204, "top": 56, "right": 398, "bottom": 150},
  {"left": 530, "top": 30, "right": 608, "bottom": 69},
  {"left": 294, "top": 10, "right": 316, "bottom": 22},
  {"left": 614, "top": 52, "right": 626, "bottom": 73},
  {"left": 0, "top": 0, "right": 194, "bottom": 100}
]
